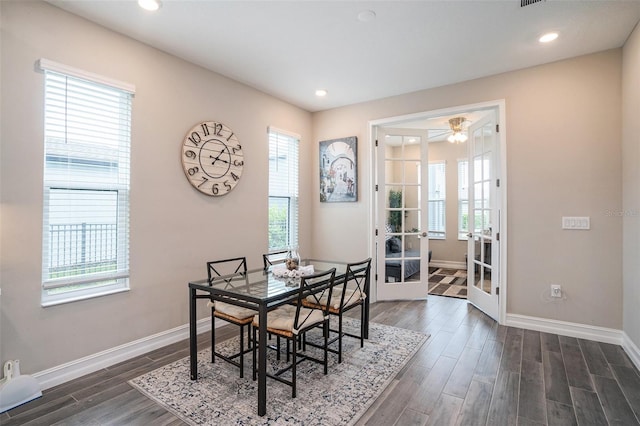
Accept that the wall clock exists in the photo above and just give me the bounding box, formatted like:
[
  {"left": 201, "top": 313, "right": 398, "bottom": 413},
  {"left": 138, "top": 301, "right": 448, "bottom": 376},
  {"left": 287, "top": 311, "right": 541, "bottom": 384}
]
[{"left": 181, "top": 121, "right": 244, "bottom": 196}]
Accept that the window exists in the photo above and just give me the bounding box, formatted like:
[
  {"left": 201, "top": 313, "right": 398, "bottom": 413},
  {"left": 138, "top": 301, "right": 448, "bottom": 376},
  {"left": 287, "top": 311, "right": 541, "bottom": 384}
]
[
  {"left": 268, "top": 128, "right": 299, "bottom": 251},
  {"left": 40, "top": 59, "right": 134, "bottom": 306},
  {"left": 428, "top": 161, "right": 446, "bottom": 239},
  {"left": 458, "top": 160, "right": 469, "bottom": 240}
]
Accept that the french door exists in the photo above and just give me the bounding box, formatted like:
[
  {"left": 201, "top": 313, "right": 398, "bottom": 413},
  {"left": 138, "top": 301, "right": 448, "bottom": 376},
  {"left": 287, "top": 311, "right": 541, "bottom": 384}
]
[
  {"left": 375, "top": 128, "right": 430, "bottom": 301},
  {"left": 466, "top": 112, "right": 500, "bottom": 320}
]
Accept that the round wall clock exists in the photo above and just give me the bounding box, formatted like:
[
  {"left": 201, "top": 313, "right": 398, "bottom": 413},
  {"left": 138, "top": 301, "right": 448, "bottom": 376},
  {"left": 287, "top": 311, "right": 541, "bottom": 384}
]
[{"left": 180, "top": 121, "right": 244, "bottom": 196}]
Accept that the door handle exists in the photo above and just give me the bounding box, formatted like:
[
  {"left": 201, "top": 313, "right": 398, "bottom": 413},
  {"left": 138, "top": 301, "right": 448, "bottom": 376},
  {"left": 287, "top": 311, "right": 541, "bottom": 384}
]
[
  {"left": 421, "top": 232, "right": 428, "bottom": 237},
  {"left": 467, "top": 233, "right": 473, "bottom": 238}
]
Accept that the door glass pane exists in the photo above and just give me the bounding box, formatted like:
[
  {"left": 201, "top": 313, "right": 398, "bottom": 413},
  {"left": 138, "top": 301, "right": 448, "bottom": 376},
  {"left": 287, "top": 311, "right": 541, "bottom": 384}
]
[
  {"left": 483, "top": 181, "right": 491, "bottom": 208},
  {"left": 474, "top": 131, "right": 483, "bottom": 156},
  {"left": 474, "top": 264, "right": 492, "bottom": 294},
  {"left": 404, "top": 160, "right": 420, "bottom": 184},
  {"left": 385, "top": 160, "right": 402, "bottom": 183},
  {"left": 483, "top": 124, "right": 494, "bottom": 151},
  {"left": 483, "top": 152, "right": 491, "bottom": 181},
  {"left": 386, "top": 185, "right": 403, "bottom": 208},
  {"left": 474, "top": 209, "right": 483, "bottom": 233},
  {"left": 405, "top": 234, "right": 420, "bottom": 254},
  {"left": 404, "top": 210, "right": 420, "bottom": 233},
  {"left": 474, "top": 156, "right": 483, "bottom": 182},
  {"left": 404, "top": 185, "right": 420, "bottom": 209},
  {"left": 483, "top": 210, "right": 492, "bottom": 235}
]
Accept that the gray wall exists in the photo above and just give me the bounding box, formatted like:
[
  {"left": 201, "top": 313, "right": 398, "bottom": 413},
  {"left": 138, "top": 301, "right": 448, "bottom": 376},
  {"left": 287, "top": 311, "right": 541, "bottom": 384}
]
[
  {"left": 311, "top": 49, "right": 624, "bottom": 330},
  {"left": 0, "top": 1, "right": 312, "bottom": 373},
  {"left": 623, "top": 23, "right": 640, "bottom": 351}
]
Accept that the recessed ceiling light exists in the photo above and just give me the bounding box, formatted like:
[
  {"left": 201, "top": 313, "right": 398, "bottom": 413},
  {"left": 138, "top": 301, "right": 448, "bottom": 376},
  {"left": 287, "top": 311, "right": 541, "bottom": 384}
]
[
  {"left": 539, "top": 32, "right": 558, "bottom": 43},
  {"left": 138, "top": 0, "right": 161, "bottom": 11},
  {"left": 315, "top": 89, "right": 328, "bottom": 97},
  {"left": 357, "top": 10, "right": 376, "bottom": 22}
]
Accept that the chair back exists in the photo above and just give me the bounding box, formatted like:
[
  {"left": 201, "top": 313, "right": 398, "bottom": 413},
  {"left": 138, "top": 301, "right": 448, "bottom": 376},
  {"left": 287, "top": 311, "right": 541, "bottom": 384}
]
[
  {"left": 339, "top": 258, "right": 371, "bottom": 308},
  {"left": 262, "top": 250, "right": 289, "bottom": 269},
  {"left": 207, "top": 257, "right": 247, "bottom": 284},
  {"left": 294, "top": 268, "right": 336, "bottom": 330}
]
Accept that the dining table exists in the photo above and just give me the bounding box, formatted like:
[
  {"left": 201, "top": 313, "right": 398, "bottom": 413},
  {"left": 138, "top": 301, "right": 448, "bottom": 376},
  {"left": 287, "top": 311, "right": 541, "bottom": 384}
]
[{"left": 188, "top": 258, "right": 370, "bottom": 416}]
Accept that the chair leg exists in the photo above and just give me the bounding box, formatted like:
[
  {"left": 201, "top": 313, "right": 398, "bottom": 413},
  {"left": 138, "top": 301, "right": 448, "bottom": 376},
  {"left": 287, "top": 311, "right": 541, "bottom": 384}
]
[
  {"left": 239, "top": 324, "right": 245, "bottom": 378},
  {"left": 360, "top": 306, "right": 365, "bottom": 347},
  {"left": 277, "top": 336, "right": 281, "bottom": 360},
  {"left": 338, "top": 314, "right": 343, "bottom": 363},
  {"left": 286, "top": 339, "right": 291, "bottom": 363},
  {"left": 292, "top": 339, "right": 297, "bottom": 398},
  {"left": 323, "top": 321, "right": 329, "bottom": 375},
  {"left": 252, "top": 326, "right": 257, "bottom": 381},
  {"left": 211, "top": 309, "right": 216, "bottom": 363}
]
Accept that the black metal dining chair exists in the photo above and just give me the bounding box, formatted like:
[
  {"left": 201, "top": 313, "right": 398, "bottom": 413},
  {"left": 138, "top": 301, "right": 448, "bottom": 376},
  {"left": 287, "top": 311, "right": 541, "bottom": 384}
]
[
  {"left": 251, "top": 268, "right": 336, "bottom": 398},
  {"left": 302, "top": 258, "right": 371, "bottom": 363},
  {"left": 207, "top": 257, "right": 255, "bottom": 378},
  {"left": 262, "top": 250, "right": 289, "bottom": 269}
]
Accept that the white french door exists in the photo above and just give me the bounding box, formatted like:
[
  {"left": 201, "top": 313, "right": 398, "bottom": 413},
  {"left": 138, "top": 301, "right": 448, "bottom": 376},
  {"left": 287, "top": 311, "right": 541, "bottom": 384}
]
[
  {"left": 375, "top": 128, "right": 430, "bottom": 301},
  {"left": 466, "top": 112, "right": 500, "bottom": 320}
]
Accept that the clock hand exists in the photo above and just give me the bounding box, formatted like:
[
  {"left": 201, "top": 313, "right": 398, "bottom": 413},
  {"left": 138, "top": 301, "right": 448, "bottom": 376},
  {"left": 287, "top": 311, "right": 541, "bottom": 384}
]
[
  {"left": 213, "top": 146, "right": 231, "bottom": 165},
  {"left": 210, "top": 151, "right": 224, "bottom": 165}
]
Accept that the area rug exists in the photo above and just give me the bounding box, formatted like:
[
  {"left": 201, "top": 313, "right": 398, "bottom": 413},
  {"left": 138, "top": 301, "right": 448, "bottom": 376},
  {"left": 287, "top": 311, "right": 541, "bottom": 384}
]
[
  {"left": 129, "top": 318, "right": 428, "bottom": 425},
  {"left": 428, "top": 267, "right": 467, "bottom": 299}
]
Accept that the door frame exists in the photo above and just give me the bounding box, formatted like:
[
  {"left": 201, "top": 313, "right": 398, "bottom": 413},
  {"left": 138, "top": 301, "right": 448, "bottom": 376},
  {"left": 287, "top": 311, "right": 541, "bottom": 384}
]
[{"left": 368, "top": 99, "right": 507, "bottom": 324}]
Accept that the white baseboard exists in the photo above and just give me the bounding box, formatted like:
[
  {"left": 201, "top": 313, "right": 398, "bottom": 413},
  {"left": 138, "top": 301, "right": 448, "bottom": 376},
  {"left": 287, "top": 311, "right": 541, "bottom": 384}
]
[
  {"left": 623, "top": 332, "right": 640, "bottom": 371},
  {"left": 34, "top": 317, "right": 212, "bottom": 391},
  {"left": 505, "top": 313, "right": 624, "bottom": 345},
  {"left": 429, "top": 260, "right": 466, "bottom": 269}
]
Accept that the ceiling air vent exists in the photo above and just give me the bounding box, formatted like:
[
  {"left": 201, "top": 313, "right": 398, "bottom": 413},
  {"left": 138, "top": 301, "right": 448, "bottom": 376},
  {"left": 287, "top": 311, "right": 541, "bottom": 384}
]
[{"left": 521, "top": 0, "right": 545, "bottom": 7}]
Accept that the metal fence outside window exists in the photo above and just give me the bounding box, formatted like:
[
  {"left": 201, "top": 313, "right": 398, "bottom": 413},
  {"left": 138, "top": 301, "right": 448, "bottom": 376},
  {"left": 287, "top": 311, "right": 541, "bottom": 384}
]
[{"left": 48, "top": 223, "right": 117, "bottom": 277}]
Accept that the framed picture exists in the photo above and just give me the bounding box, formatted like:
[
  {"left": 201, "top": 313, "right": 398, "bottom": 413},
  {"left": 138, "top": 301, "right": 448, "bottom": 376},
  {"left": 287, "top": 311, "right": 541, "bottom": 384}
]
[{"left": 319, "top": 136, "right": 357, "bottom": 203}]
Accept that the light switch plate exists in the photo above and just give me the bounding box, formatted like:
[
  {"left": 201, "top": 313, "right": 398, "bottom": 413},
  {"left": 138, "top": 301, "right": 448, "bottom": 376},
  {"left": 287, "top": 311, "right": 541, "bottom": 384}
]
[{"left": 562, "top": 216, "right": 590, "bottom": 230}]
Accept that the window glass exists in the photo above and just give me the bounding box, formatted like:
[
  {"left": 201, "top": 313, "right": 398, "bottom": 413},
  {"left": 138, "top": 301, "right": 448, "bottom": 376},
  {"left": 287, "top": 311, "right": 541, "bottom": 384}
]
[
  {"left": 268, "top": 129, "right": 299, "bottom": 251},
  {"left": 428, "top": 161, "right": 445, "bottom": 239},
  {"left": 458, "top": 160, "right": 469, "bottom": 239}
]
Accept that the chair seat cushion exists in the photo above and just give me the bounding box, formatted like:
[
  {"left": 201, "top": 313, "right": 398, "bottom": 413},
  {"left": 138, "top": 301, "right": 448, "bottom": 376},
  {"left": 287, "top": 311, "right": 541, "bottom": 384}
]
[
  {"left": 207, "top": 300, "right": 256, "bottom": 320},
  {"left": 305, "top": 288, "right": 365, "bottom": 310},
  {"left": 253, "top": 305, "right": 325, "bottom": 335}
]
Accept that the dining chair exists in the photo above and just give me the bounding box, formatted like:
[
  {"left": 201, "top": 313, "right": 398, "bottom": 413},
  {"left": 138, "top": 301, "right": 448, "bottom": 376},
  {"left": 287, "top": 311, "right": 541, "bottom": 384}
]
[
  {"left": 262, "top": 250, "right": 289, "bottom": 269},
  {"left": 251, "top": 268, "right": 336, "bottom": 398},
  {"left": 302, "top": 258, "right": 371, "bottom": 363},
  {"left": 207, "top": 256, "right": 255, "bottom": 378}
]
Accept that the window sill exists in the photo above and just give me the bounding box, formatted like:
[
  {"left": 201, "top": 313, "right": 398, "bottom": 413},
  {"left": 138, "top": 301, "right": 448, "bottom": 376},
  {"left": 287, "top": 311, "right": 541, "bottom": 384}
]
[{"left": 41, "top": 287, "right": 129, "bottom": 308}]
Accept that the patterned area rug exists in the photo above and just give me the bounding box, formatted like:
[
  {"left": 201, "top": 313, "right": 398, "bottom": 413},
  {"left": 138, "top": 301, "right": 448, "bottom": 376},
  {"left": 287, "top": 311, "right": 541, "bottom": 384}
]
[
  {"left": 428, "top": 267, "right": 468, "bottom": 299},
  {"left": 129, "top": 318, "right": 428, "bottom": 425}
]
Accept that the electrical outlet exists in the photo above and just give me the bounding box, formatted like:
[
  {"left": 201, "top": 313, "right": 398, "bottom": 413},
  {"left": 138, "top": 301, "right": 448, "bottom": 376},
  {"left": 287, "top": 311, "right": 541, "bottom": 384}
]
[{"left": 551, "top": 284, "right": 562, "bottom": 298}]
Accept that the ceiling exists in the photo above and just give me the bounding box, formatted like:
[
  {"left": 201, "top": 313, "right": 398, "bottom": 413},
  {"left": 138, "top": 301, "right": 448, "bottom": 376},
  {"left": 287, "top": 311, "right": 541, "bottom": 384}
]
[{"left": 47, "top": 0, "right": 640, "bottom": 113}]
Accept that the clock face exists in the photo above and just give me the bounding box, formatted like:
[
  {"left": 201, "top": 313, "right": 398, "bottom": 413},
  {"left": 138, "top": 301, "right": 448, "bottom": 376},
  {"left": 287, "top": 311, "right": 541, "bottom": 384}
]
[{"left": 181, "top": 121, "right": 244, "bottom": 196}]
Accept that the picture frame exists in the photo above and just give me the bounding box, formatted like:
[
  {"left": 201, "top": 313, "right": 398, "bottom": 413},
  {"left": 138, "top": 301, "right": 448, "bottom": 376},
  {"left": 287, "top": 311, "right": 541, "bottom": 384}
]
[{"left": 319, "top": 136, "right": 357, "bottom": 203}]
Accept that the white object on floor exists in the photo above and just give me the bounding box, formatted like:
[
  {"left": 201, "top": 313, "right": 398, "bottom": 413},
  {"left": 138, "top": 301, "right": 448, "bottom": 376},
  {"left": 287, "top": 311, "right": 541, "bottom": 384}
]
[{"left": 0, "top": 360, "right": 42, "bottom": 413}]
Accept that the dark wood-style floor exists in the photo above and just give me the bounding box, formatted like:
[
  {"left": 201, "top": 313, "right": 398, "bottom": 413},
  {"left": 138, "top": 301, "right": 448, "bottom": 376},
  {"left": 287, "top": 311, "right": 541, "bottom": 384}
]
[{"left": 3, "top": 296, "right": 640, "bottom": 425}]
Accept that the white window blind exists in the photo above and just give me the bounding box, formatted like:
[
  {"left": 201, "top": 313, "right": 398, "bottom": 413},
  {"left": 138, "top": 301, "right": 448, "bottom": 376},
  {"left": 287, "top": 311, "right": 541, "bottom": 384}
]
[
  {"left": 428, "top": 161, "right": 446, "bottom": 239},
  {"left": 268, "top": 128, "right": 299, "bottom": 252},
  {"left": 41, "top": 65, "right": 133, "bottom": 305},
  {"left": 458, "top": 160, "right": 469, "bottom": 240}
]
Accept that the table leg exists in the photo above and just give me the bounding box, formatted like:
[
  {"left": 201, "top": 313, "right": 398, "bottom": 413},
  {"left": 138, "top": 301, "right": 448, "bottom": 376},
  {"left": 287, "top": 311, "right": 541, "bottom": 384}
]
[
  {"left": 258, "top": 304, "right": 267, "bottom": 416},
  {"left": 189, "top": 287, "right": 198, "bottom": 380},
  {"left": 364, "top": 296, "right": 370, "bottom": 339},
  {"left": 364, "top": 274, "right": 370, "bottom": 339}
]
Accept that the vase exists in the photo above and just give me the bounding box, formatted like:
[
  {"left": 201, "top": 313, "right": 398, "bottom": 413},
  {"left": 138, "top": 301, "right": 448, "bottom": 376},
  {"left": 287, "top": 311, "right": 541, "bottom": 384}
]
[{"left": 285, "top": 247, "right": 300, "bottom": 270}]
